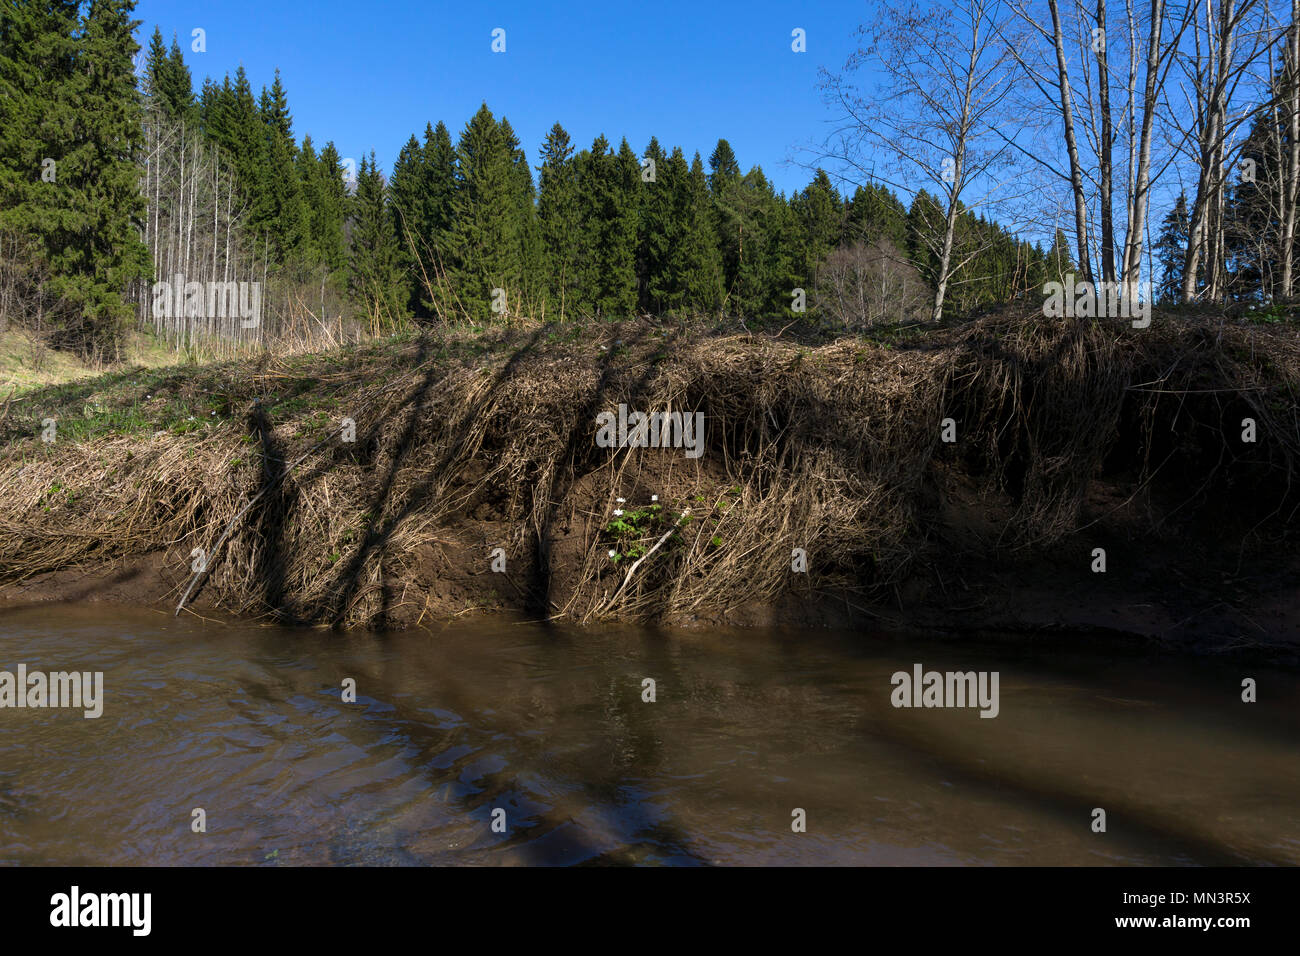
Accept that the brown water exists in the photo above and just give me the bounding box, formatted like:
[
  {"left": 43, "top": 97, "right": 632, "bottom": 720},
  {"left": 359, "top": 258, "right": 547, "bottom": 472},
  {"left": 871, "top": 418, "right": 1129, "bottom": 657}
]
[{"left": 0, "top": 604, "right": 1296, "bottom": 866}]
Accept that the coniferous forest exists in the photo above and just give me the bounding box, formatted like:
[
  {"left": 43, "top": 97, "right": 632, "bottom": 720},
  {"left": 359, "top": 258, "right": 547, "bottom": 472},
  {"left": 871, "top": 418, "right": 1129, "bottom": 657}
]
[{"left": 1, "top": 2, "right": 1066, "bottom": 359}]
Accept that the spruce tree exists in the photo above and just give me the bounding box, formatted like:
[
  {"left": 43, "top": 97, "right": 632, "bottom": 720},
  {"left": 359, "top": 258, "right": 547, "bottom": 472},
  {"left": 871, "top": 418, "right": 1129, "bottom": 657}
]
[
  {"left": 198, "top": 74, "right": 236, "bottom": 147},
  {"left": 141, "top": 26, "right": 167, "bottom": 102},
  {"left": 1155, "top": 195, "right": 1190, "bottom": 304},
  {"left": 313, "top": 141, "right": 349, "bottom": 272},
  {"left": 1045, "top": 228, "right": 1075, "bottom": 285},
  {"left": 730, "top": 168, "right": 799, "bottom": 318},
  {"left": 611, "top": 138, "right": 641, "bottom": 315},
  {"left": 421, "top": 121, "right": 456, "bottom": 266},
  {"left": 296, "top": 135, "right": 323, "bottom": 259},
  {"left": 647, "top": 147, "right": 722, "bottom": 315},
  {"left": 679, "top": 153, "right": 724, "bottom": 312},
  {"left": 792, "top": 169, "right": 843, "bottom": 298},
  {"left": 257, "top": 72, "right": 304, "bottom": 261},
  {"left": 3, "top": 0, "right": 151, "bottom": 349},
  {"left": 161, "top": 33, "right": 196, "bottom": 125},
  {"left": 709, "top": 139, "right": 746, "bottom": 306},
  {"left": 537, "top": 122, "right": 581, "bottom": 318},
  {"left": 387, "top": 133, "right": 425, "bottom": 307},
  {"left": 707, "top": 138, "right": 740, "bottom": 194},
  {"left": 906, "top": 189, "right": 945, "bottom": 282},
  {"left": 503, "top": 117, "right": 542, "bottom": 313},
  {"left": 0, "top": 0, "right": 80, "bottom": 234},
  {"left": 228, "top": 66, "right": 267, "bottom": 239},
  {"left": 574, "top": 135, "right": 637, "bottom": 317},
  {"left": 447, "top": 103, "right": 521, "bottom": 320},
  {"left": 844, "top": 183, "right": 908, "bottom": 249},
  {"left": 347, "top": 151, "right": 406, "bottom": 332},
  {"left": 637, "top": 136, "right": 670, "bottom": 312}
]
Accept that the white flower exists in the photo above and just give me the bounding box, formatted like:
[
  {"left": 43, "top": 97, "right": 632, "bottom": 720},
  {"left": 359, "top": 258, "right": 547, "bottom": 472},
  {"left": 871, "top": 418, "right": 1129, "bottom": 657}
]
[
  {"left": 616, "top": 497, "right": 625, "bottom": 503},
  {"left": 608, "top": 549, "right": 617, "bottom": 558},
  {"left": 613, "top": 509, "right": 623, "bottom": 516},
  {"left": 651, "top": 494, "right": 658, "bottom": 502}
]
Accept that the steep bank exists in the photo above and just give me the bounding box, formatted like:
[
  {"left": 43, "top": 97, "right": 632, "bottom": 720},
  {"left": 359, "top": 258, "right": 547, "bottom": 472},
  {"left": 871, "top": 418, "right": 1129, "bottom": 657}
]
[{"left": 1, "top": 309, "right": 1298, "bottom": 655}]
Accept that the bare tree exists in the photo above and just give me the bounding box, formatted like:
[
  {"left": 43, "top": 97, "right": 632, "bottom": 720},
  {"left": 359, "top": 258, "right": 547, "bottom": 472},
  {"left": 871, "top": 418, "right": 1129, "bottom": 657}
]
[
  {"left": 1121, "top": 0, "right": 1186, "bottom": 287},
  {"left": 820, "top": 0, "right": 1022, "bottom": 322},
  {"left": 1169, "top": 0, "right": 1279, "bottom": 301},
  {"left": 1279, "top": 0, "right": 1300, "bottom": 295},
  {"left": 1003, "top": 0, "right": 1098, "bottom": 280},
  {"left": 817, "top": 239, "right": 930, "bottom": 327}
]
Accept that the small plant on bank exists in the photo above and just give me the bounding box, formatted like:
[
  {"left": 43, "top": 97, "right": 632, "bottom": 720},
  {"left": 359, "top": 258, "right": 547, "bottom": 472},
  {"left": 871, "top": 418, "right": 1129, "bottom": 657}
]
[
  {"left": 602, "top": 497, "right": 682, "bottom": 565},
  {"left": 1244, "top": 303, "right": 1292, "bottom": 325}
]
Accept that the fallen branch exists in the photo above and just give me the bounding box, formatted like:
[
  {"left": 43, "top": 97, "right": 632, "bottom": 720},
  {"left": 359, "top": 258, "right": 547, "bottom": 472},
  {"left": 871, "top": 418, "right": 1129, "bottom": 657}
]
[{"left": 595, "top": 508, "right": 690, "bottom": 618}]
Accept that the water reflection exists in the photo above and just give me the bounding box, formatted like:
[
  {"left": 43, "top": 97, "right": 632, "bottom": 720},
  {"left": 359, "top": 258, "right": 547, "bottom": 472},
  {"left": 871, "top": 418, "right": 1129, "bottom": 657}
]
[{"left": 0, "top": 604, "right": 1296, "bottom": 866}]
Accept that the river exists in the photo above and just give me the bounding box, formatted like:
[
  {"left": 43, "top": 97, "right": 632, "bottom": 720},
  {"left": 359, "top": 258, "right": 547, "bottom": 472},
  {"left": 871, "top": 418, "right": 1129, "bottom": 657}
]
[{"left": 1, "top": 604, "right": 1296, "bottom": 865}]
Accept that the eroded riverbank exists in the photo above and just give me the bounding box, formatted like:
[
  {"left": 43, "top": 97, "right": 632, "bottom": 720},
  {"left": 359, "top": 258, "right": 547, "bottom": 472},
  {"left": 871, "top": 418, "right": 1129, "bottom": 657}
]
[{"left": 2, "top": 311, "right": 1298, "bottom": 650}]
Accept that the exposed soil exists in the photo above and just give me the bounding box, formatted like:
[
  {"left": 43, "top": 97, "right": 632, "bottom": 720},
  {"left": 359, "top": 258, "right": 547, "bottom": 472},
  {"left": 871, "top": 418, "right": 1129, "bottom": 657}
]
[
  {"left": 4, "top": 461, "right": 1295, "bottom": 659},
  {"left": 1, "top": 308, "right": 1298, "bottom": 659}
]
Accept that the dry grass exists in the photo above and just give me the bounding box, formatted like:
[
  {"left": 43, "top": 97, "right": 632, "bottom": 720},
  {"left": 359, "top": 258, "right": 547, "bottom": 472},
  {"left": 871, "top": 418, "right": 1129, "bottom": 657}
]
[{"left": 1, "top": 308, "right": 1297, "bottom": 628}]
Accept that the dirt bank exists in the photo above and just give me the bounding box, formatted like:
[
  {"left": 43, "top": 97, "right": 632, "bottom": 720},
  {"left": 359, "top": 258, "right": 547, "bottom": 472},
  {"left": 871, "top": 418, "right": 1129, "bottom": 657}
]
[{"left": 2, "top": 309, "right": 1298, "bottom": 656}]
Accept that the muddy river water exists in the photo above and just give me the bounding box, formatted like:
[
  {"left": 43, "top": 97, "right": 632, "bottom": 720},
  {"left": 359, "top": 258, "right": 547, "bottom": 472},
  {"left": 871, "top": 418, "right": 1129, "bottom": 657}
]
[{"left": 0, "top": 604, "right": 1296, "bottom": 865}]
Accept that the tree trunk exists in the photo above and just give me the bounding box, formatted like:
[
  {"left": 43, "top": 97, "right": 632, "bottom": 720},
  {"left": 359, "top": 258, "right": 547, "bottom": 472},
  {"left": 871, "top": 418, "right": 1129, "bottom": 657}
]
[
  {"left": 1048, "top": 0, "right": 1094, "bottom": 282},
  {"left": 1281, "top": 0, "right": 1300, "bottom": 297},
  {"left": 1123, "top": 0, "right": 1162, "bottom": 287},
  {"left": 1097, "top": 0, "right": 1117, "bottom": 283}
]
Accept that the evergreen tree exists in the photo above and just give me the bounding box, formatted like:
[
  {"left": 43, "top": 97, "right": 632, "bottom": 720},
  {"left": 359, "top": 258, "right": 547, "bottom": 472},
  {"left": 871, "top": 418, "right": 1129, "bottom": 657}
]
[
  {"left": 844, "top": 183, "right": 908, "bottom": 249},
  {"left": 225, "top": 65, "right": 268, "bottom": 239},
  {"left": 636, "top": 135, "right": 670, "bottom": 311},
  {"left": 419, "top": 120, "right": 457, "bottom": 306},
  {"left": 312, "top": 140, "right": 349, "bottom": 272},
  {"left": 198, "top": 74, "right": 236, "bottom": 146},
  {"left": 503, "top": 117, "right": 542, "bottom": 312},
  {"left": 256, "top": 71, "right": 304, "bottom": 261},
  {"left": 709, "top": 139, "right": 746, "bottom": 305},
  {"left": 387, "top": 133, "right": 425, "bottom": 307},
  {"left": 1045, "top": 228, "right": 1074, "bottom": 285},
  {"left": 679, "top": 153, "right": 724, "bottom": 312},
  {"left": 906, "top": 189, "right": 945, "bottom": 281},
  {"left": 1223, "top": 108, "right": 1283, "bottom": 300},
  {"left": 574, "top": 134, "right": 638, "bottom": 317},
  {"left": 446, "top": 104, "right": 525, "bottom": 320},
  {"left": 296, "top": 135, "right": 323, "bottom": 256},
  {"left": 707, "top": 138, "right": 740, "bottom": 194},
  {"left": 792, "top": 169, "right": 844, "bottom": 297},
  {"left": 0, "top": 0, "right": 150, "bottom": 349},
  {"left": 537, "top": 122, "right": 581, "bottom": 318},
  {"left": 261, "top": 69, "right": 292, "bottom": 141},
  {"left": 0, "top": 0, "right": 79, "bottom": 233},
  {"left": 730, "top": 168, "right": 800, "bottom": 318},
  {"left": 1154, "top": 194, "right": 1190, "bottom": 304},
  {"left": 646, "top": 147, "right": 722, "bottom": 314},
  {"left": 347, "top": 151, "right": 406, "bottom": 332},
  {"left": 160, "top": 33, "right": 196, "bottom": 124},
  {"left": 141, "top": 26, "right": 166, "bottom": 101}
]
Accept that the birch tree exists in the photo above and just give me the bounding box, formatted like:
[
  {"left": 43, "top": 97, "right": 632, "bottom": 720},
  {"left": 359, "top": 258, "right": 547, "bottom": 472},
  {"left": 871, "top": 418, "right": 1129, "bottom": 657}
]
[
  {"left": 1278, "top": 0, "right": 1300, "bottom": 294},
  {"left": 1171, "top": 0, "right": 1278, "bottom": 301},
  {"left": 821, "top": 0, "right": 1022, "bottom": 322}
]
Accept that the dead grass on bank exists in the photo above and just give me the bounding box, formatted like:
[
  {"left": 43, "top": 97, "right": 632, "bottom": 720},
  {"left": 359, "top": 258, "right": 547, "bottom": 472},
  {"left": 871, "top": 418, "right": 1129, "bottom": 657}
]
[{"left": 0, "top": 308, "right": 1297, "bottom": 627}]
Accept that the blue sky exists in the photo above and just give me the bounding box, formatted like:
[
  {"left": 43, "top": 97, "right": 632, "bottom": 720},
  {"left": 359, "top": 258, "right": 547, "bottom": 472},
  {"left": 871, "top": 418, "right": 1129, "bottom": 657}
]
[{"left": 132, "top": 0, "right": 870, "bottom": 197}]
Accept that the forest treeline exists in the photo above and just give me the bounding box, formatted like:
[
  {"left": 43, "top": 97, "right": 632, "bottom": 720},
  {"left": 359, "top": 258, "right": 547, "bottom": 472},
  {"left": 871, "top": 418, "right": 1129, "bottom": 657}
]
[
  {"left": 0, "top": 0, "right": 1058, "bottom": 355},
  {"left": 6, "top": 0, "right": 1300, "bottom": 359}
]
